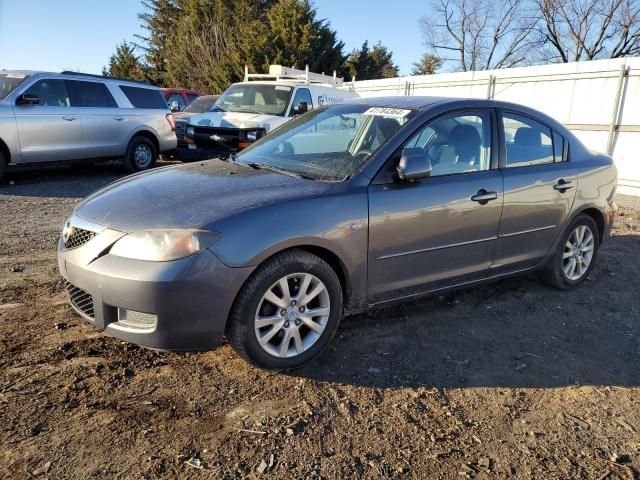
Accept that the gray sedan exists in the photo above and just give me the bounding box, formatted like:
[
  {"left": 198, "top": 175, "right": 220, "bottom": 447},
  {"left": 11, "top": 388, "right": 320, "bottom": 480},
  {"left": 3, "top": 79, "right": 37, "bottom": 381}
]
[{"left": 58, "top": 97, "right": 618, "bottom": 369}]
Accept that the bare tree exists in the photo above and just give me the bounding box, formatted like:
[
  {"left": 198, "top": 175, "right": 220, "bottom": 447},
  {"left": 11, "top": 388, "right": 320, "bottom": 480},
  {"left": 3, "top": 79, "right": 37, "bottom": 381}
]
[
  {"left": 537, "top": 0, "right": 640, "bottom": 62},
  {"left": 420, "top": 0, "right": 540, "bottom": 71}
]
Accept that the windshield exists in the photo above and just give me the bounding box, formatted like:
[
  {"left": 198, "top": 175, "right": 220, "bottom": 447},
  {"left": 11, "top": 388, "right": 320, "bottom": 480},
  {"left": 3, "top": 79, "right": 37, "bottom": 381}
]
[
  {"left": 236, "top": 104, "right": 416, "bottom": 181},
  {"left": 214, "top": 84, "right": 293, "bottom": 116},
  {"left": 183, "top": 95, "right": 218, "bottom": 113},
  {"left": 0, "top": 73, "right": 30, "bottom": 100}
]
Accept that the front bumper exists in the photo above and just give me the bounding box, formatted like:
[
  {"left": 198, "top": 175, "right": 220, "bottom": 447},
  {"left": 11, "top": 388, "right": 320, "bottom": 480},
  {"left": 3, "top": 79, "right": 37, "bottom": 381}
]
[{"left": 57, "top": 220, "right": 253, "bottom": 351}]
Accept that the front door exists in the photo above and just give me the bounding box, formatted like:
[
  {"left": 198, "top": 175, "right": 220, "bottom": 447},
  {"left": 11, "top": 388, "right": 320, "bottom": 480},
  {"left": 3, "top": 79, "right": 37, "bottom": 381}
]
[
  {"left": 13, "top": 78, "right": 84, "bottom": 163},
  {"left": 493, "top": 110, "right": 578, "bottom": 268},
  {"left": 368, "top": 109, "right": 504, "bottom": 303}
]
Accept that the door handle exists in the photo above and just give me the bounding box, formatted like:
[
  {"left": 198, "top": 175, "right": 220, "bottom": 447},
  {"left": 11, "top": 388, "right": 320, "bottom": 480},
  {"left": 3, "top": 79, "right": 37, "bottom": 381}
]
[
  {"left": 113, "top": 116, "right": 125, "bottom": 121},
  {"left": 62, "top": 115, "right": 77, "bottom": 121},
  {"left": 553, "top": 179, "right": 573, "bottom": 192},
  {"left": 471, "top": 189, "right": 498, "bottom": 204}
]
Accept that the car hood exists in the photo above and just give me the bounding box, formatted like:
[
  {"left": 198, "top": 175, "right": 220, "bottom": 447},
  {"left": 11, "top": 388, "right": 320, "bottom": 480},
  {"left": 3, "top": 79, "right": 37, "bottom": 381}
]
[
  {"left": 74, "top": 160, "right": 332, "bottom": 232},
  {"left": 188, "top": 111, "right": 280, "bottom": 130}
]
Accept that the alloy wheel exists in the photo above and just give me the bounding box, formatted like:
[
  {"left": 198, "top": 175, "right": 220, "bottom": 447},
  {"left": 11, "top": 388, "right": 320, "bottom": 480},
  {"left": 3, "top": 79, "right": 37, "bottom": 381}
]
[
  {"left": 254, "top": 273, "right": 331, "bottom": 358},
  {"left": 562, "top": 225, "right": 595, "bottom": 281}
]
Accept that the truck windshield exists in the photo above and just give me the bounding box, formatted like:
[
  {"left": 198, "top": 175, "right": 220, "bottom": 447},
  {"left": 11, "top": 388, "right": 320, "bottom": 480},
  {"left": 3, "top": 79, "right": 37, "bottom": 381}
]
[
  {"left": 236, "top": 104, "right": 416, "bottom": 181},
  {"left": 0, "top": 73, "right": 30, "bottom": 100},
  {"left": 213, "top": 84, "right": 293, "bottom": 116}
]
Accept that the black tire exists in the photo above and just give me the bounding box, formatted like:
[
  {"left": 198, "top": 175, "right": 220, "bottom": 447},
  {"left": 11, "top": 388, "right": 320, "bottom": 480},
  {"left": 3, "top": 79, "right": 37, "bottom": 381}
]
[
  {"left": 227, "top": 249, "right": 343, "bottom": 370},
  {"left": 124, "top": 136, "right": 157, "bottom": 173},
  {"left": 0, "top": 150, "right": 6, "bottom": 182},
  {"left": 543, "top": 214, "right": 600, "bottom": 290}
]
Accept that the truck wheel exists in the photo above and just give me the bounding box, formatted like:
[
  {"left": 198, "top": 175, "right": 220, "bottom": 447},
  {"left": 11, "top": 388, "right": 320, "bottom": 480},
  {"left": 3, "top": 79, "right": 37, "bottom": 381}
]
[
  {"left": 124, "top": 136, "right": 157, "bottom": 173},
  {"left": 227, "top": 249, "right": 343, "bottom": 370},
  {"left": 542, "top": 214, "right": 600, "bottom": 290}
]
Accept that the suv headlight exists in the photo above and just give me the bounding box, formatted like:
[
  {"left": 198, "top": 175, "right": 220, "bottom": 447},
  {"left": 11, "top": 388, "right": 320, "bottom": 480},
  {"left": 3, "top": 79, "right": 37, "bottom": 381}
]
[
  {"left": 186, "top": 126, "right": 195, "bottom": 137},
  {"left": 110, "top": 229, "right": 220, "bottom": 261}
]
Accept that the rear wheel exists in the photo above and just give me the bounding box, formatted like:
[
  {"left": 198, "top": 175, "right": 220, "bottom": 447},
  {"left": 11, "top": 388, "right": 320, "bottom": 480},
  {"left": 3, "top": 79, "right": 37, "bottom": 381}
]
[
  {"left": 124, "top": 136, "right": 157, "bottom": 173},
  {"left": 543, "top": 214, "right": 600, "bottom": 289},
  {"left": 227, "top": 249, "right": 343, "bottom": 370}
]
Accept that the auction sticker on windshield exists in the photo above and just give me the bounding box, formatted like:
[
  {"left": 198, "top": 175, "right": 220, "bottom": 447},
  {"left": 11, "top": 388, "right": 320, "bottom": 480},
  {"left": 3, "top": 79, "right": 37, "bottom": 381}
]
[{"left": 364, "top": 107, "right": 411, "bottom": 118}]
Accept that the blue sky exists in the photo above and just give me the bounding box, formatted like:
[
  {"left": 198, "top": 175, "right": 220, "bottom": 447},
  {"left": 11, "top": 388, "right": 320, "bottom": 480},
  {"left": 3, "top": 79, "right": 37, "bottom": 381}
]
[{"left": 0, "top": 0, "right": 427, "bottom": 77}]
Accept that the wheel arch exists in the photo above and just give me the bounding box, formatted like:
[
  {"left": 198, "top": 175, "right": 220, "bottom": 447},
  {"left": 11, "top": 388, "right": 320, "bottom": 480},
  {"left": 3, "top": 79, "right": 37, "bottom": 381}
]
[
  {"left": 0, "top": 137, "right": 10, "bottom": 165},
  {"left": 128, "top": 129, "right": 160, "bottom": 154},
  {"left": 575, "top": 207, "right": 606, "bottom": 243},
  {"left": 225, "top": 245, "right": 354, "bottom": 332}
]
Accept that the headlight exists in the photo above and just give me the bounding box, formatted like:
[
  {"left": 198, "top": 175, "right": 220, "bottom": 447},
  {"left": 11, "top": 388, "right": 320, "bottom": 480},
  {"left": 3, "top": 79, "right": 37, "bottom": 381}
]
[
  {"left": 110, "top": 229, "right": 220, "bottom": 261},
  {"left": 186, "top": 126, "right": 195, "bottom": 137},
  {"left": 246, "top": 130, "right": 258, "bottom": 142}
]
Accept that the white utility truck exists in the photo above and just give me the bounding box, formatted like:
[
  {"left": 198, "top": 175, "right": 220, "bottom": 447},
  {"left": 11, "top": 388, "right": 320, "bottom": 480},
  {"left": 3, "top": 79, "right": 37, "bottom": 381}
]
[{"left": 183, "top": 65, "right": 358, "bottom": 156}]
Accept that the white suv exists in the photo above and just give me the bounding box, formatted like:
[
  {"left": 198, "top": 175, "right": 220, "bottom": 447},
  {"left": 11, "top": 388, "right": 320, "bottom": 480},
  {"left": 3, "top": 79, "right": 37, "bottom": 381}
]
[{"left": 0, "top": 70, "right": 177, "bottom": 179}]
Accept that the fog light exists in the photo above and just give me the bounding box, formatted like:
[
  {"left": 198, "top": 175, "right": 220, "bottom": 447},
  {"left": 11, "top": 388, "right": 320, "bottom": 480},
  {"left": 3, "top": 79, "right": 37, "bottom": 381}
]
[
  {"left": 186, "top": 126, "right": 195, "bottom": 137},
  {"left": 116, "top": 308, "right": 157, "bottom": 330}
]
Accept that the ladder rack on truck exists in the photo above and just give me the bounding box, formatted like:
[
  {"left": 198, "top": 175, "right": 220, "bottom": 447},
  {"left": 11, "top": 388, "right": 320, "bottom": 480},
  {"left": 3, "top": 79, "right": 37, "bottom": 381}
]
[{"left": 244, "top": 64, "right": 344, "bottom": 87}]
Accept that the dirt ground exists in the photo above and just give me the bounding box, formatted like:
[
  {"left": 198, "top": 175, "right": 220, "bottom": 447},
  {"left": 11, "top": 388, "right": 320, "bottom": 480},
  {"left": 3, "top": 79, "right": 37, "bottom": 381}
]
[{"left": 1, "top": 164, "right": 639, "bottom": 479}]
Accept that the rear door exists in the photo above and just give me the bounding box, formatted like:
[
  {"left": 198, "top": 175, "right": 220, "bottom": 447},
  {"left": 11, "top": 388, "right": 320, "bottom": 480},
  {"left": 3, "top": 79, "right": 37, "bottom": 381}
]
[
  {"left": 367, "top": 109, "right": 504, "bottom": 303},
  {"left": 493, "top": 110, "right": 578, "bottom": 268},
  {"left": 14, "top": 78, "right": 84, "bottom": 162},
  {"left": 67, "top": 80, "right": 127, "bottom": 158}
]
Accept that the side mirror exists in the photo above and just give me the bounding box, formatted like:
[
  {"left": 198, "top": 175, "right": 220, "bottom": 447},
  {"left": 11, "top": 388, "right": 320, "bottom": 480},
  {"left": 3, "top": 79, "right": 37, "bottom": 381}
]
[
  {"left": 292, "top": 101, "right": 308, "bottom": 116},
  {"left": 16, "top": 93, "right": 39, "bottom": 106},
  {"left": 396, "top": 148, "right": 432, "bottom": 181},
  {"left": 340, "top": 117, "right": 357, "bottom": 129},
  {"left": 170, "top": 100, "right": 181, "bottom": 112}
]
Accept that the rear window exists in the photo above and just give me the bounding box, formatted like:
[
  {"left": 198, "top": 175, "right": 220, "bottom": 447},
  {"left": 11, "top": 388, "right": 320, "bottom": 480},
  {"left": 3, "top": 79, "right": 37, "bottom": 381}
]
[
  {"left": 120, "top": 85, "right": 167, "bottom": 109},
  {"left": 68, "top": 80, "right": 117, "bottom": 108}
]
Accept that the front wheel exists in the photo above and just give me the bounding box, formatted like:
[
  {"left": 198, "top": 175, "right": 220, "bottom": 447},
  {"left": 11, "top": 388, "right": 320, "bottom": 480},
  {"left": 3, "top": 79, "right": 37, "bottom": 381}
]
[
  {"left": 124, "top": 136, "right": 157, "bottom": 173},
  {"left": 227, "top": 249, "right": 343, "bottom": 370},
  {"left": 543, "top": 214, "right": 600, "bottom": 289}
]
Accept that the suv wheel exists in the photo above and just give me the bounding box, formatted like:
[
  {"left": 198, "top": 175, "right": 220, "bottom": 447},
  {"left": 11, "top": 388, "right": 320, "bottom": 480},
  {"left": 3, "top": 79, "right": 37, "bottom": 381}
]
[
  {"left": 543, "top": 214, "right": 600, "bottom": 290},
  {"left": 124, "top": 136, "right": 157, "bottom": 173},
  {"left": 227, "top": 249, "right": 343, "bottom": 370}
]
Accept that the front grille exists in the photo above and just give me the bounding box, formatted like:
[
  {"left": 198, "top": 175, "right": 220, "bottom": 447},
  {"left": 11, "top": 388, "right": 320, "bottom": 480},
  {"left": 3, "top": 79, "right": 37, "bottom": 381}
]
[
  {"left": 66, "top": 283, "right": 95, "bottom": 319},
  {"left": 175, "top": 121, "right": 187, "bottom": 141},
  {"left": 64, "top": 227, "right": 97, "bottom": 250}
]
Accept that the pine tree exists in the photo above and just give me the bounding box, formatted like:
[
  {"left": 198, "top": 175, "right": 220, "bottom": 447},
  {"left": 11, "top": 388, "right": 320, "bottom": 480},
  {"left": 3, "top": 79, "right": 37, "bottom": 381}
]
[
  {"left": 411, "top": 53, "right": 442, "bottom": 75},
  {"left": 259, "top": 0, "right": 345, "bottom": 75},
  {"left": 135, "top": 0, "right": 180, "bottom": 85},
  {"left": 102, "top": 42, "right": 145, "bottom": 80},
  {"left": 343, "top": 41, "right": 398, "bottom": 80}
]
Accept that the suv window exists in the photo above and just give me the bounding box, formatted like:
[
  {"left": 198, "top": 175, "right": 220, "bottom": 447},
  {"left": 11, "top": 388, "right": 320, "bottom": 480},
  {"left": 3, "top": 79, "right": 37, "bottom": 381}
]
[
  {"left": 22, "top": 79, "right": 70, "bottom": 107},
  {"left": 167, "top": 92, "right": 185, "bottom": 110},
  {"left": 502, "top": 113, "right": 554, "bottom": 167},
  {"left": 120, "top": 85, "right": 167, "bottom": 109},
  {"left": 289, "top": 88, "right": 313, "bottom": 116},
  {"left": 404, "top": 111, "right": 492, "bottom": 177},
  {"left": 67, "top": 80, "right": 117, "bottom": 108}
]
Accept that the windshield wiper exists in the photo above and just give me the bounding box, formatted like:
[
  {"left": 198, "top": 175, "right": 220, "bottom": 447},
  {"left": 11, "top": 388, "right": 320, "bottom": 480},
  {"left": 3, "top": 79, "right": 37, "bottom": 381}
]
[{"left": 246, "top": 163, "right": 316, "bottom": 180}]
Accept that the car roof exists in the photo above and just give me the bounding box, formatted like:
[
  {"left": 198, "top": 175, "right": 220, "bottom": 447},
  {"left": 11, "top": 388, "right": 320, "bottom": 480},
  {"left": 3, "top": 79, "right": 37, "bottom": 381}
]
[
  {"left": 344, "top": 96, "right": 486, "bottom": 110},
  {"left": 1, "top": 70, "right": 157, "bottom": 89}
]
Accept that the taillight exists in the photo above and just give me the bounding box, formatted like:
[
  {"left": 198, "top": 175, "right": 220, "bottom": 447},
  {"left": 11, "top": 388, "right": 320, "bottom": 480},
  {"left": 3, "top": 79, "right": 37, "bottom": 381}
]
[{"left": 165, "top": 113, "right": 176, "bottom": 132}]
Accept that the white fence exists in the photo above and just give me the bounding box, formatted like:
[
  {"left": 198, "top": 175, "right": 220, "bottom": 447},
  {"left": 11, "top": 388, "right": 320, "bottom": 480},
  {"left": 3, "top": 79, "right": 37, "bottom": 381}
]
[{"left": 347, "top": 58, "right": 640, "bottom": 196}]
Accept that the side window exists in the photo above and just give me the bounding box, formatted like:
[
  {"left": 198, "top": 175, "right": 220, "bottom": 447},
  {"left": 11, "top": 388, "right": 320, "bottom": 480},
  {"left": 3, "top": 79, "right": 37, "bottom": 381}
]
[
  {"left": 120, "top": 86, "right": 168, "bottom": 109},
  {"left": 502, "top": 113, "right": 554, "bottom": 167},
  {"left": 67, "top": 80, "right": 117, "bottom": 108},
  {"left": 403, "top": 111, "right": 492, "bottom": 177},
  {"left": 22, "top": 79, "right": 70, "bottom": 107},
  {"left": 167, "top": 92, "right": 185, "bottom": 110},
  {"left": 553, "top": 131, "right": 565, "bottom": 162},
  {"left": 289, "top": 88, "right": 313, "bottom": 116}
]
